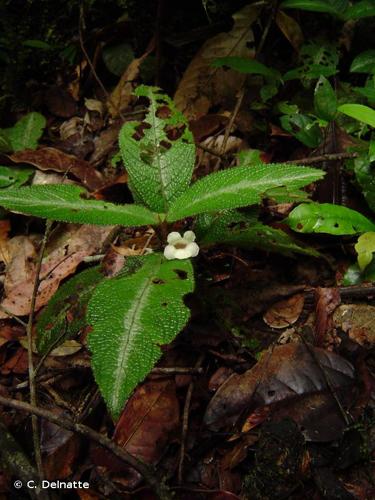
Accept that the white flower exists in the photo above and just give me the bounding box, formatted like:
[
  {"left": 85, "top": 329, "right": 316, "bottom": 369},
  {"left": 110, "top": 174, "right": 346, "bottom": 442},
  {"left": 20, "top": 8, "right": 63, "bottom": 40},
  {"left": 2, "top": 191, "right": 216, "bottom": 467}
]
[{"left": 164, "top": 231, "right": 199, "bottom": 260}]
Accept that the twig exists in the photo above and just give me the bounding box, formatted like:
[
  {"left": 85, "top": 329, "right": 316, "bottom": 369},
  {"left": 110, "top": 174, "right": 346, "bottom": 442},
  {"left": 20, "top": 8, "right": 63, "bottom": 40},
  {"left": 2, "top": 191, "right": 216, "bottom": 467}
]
[
  {"left": 27, "top": 219, "right": 52, "bottom": 485},
  {"left": 79, "top": 5, "right": 126, "bottom": 121},
  {"left": 178, "top": 353, "right": 205, "bottom": 483},
  {"left": 0, "top": 395, "right": 172, "bottom": 500},
  {"left": 152, "top": 367, "right": 204, "bottom": 375},
  {"left": 286, "top": 152, "right": 358, "bottom": 165},
  {"left": 214, "top": 87, "right": 245, "bottom": 171},
  {"left": 0, "top": 305, "right": 27, "bottom": 327}
]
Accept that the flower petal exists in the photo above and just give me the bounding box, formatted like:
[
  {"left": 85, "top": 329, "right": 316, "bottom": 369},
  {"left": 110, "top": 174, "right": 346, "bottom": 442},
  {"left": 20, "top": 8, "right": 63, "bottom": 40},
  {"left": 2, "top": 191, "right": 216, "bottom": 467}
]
[
  {"left": 167, "top": 231, "right": 182, "bottom": 244},
  {"left": 164, "top": 244, "right": 177, "bottom": 260},
  {"left": 183, "top": 230, "right": 196, "bottom": 242},
  {"left": 174, "top": 248, "right": 192, "bottom": 259},
  {"left": 186, "top": 242, "right": 199, "bottom": 257}
]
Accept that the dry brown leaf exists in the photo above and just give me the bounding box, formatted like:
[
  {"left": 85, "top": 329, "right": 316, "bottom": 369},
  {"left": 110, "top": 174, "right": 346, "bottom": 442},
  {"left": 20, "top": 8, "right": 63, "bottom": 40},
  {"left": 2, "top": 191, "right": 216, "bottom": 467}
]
[
  {"left": 275, "top": 10, "right": 304, "bottom": 51},
  {"left": 263, "top": 293, "right": 304, "bottom": 329},
  {"left": 334, "top": 304, "right": 375, "bottom": 347},
  {"left": 315, "top": 287, "right": 341, "bottom": 346},
  {"left": 113, "top": 379, "right": 180, "bottom": 464},
  {"left": 0, "top": 224, "right": 113, "bottom": 318},
  {"left": 204, "top": 343, "right": 354, "bottom": 432},
  {"left": 174, "top": 4, "right": 259, "bottom": 120},
  {"left": 10, "top": 147, "right": 104, "bottom": 191},
  {"left": 0, "top": 220, "right": 11, "bottom": 264},
  {"left": 108, "top": 43, "right": 154, "bottom": 117}
]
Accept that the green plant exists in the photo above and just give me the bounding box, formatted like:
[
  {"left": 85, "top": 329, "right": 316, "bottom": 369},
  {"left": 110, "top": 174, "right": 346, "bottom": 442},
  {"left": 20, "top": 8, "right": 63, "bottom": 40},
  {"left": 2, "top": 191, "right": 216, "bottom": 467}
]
[{"left": 0, "top": 86, "right": 330, "bottom": 418}]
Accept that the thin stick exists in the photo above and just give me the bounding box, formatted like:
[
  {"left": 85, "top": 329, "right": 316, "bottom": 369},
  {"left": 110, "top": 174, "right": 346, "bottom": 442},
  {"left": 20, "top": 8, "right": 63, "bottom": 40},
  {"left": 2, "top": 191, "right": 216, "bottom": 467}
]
[
  {"left": 0, "top": 395, "right": 172, "bottom": 500},
  {"left": 0, "top": 305, "right": 27, "bottom": 327},
  {"left": 27, "top": 219, "right": 52, "bottom": 483},
  {"left": 215, "top": 87, "right": 245, "bottom": 171},
  {"left": 286, "top": 152, "right": 358, "bottom": 165},
  {"left": 178, "top": 354, "right": 205, "bottom": 483},
  {"left": 79, "top": 5, "right": 125, "bottom": 121}
]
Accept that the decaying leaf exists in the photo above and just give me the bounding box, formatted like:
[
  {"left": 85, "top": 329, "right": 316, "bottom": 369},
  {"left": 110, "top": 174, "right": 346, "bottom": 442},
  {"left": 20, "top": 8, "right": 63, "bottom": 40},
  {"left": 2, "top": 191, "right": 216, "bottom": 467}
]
[
  {"left": 334, "top": 304, "right": 375, "bottom": 347},
  {"left": 108, "top": 44, "right": 154, "bottom": 117},
  {"left": 113, "top": 379, "right": 179, "bottom": 464},
  {"left": 204, "top": 343, "right": 354, "bottom": 432},
  {"left": 263, "top": 293, "right": 305, "bottom": 328},
  {"left": 10, "top": 147, "right": 104, "bottom": 191},
  {"left": 315, "top": 287, "right": 341, "bottom": 346},
  {"left": 0, "top": 224, "right": 113, "bottom": 318},
  {"left": 174, "top": 5, "right": 259, "bottom": 119}
]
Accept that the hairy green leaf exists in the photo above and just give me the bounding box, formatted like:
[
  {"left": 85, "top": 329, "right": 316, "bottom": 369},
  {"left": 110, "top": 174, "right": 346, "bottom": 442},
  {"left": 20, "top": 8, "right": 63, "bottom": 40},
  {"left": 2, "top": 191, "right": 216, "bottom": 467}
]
[
  {"left": 212, "top": 56, "right": 281, "bottom": 79},
  {"left": 196, "top": 210, "right": 320, "bottom": 257},
  {"left": 4, "top": 112, "right": 46, "bottom": 152},
  {"left": 37, "top": 266, "right": 104, "bottom": 355},
  {"left": 314, "top": 76, "right": 337, "bottom": 121},
  {"left": 119, "top": 85, "right": 195, "bottom": 212},
  {"left": 338, "top": 103, "right": 375, "bottom": 128},
  {"left": 0, "top": 185, "right": 159, "bottom": 226},
  {"left": 87, "top": 253, "right": 194, "bottom": 419},
  {"left": 286, "top": 203, "right": 375, "bottom": 235},
  {"left": 167, "top": 164, "right": 324, "bottom": 221}
]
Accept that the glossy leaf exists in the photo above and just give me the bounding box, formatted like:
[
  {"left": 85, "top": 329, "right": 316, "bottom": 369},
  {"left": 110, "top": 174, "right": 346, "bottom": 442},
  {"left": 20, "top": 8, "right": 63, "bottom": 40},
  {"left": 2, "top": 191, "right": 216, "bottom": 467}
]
[
  {"left": 4, "top": 112, "right": 46, "bottom": 152},
  {"left": 36, "top": 266, "right": 104, "bottom": 355},
  {"left": 87, "top": 253, "right": 194, "bottom": 419},
  {"left": 355, "top": 232, "right": 375, "bottom": 270},
  {"left": 350, "top": 50, "right": 375, "bottom": 74},
  {"left": 314, "top": 76, "right": 337, "bottom": 121},
  {"left": 196, "top": 210, "right": 320, "bottom": 257},
  {"left": 167, "top": 164, "right": 324, "bottom": 221},
  {"left": 212, "top": 56, "right": 281, "bottom": 79},
  {"left": 0, "top": 185, "right": 159, "bottom": 226},
  {"left": 119, "top": 85, "right": 195, "bottom": 212},
  {"left": 354, "top": 156, "right": 375, "bottom": 211},
  {"left": 338, "top": 103, "right": 375, "bottom": 128},
  {"left": 286, "top": 203, "right": 375, "bottom": 235}
]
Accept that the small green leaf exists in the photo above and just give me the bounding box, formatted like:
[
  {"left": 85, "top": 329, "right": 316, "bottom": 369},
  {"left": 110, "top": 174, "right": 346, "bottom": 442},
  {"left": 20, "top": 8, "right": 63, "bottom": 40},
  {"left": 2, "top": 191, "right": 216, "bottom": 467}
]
[
  {"left": 344, "top": 0, "right": 375, "bottom": 20},
  {"left": 5, "top": 112, "right": 46, "bottom": 152},
  {"left": 36, "top": 266, "right": 104, "bottom": 355},
  {"left": 0, "top": 166, "right": 34, "bottom": 188},
  {"left": 167, "top": 164, "right": 324, "bottom": 221},
  {"left": 355, "top": 232, "right": 375, "bottom": 270},
  {"left": 212, "top": 56, "right": 281, "bottom": 79},
  {"left": 87, "top": 253, "right": 194, "bottom": 419},
  {"left": 0, "top": 185, "right": 159, "bottom": 226},
  {"left": 343, "top": 260, "right": 375, "bottom": 285},
  {"left": 354, "top": 155, "right": 375, "bottom": 212},
  {"left": 280, "top": 114, "right": 322, "bottom": 147},
  {"left": 338, "top": 104, "right": 375, "bottom": 128},
  {"left": 350, "top": 50, "right": 375, "bottom": 74},
  {"left": 314, "top": 76, "right": 337, "bottom": 121},
  {"left": 286, "top": 203, "right": 375, "bottom": 235},
  {"left": 196, "top": 210, "right": 320, "bottom": 257},
  {"left": 119, "top": 85, "right": 195, "bottom": 212}
]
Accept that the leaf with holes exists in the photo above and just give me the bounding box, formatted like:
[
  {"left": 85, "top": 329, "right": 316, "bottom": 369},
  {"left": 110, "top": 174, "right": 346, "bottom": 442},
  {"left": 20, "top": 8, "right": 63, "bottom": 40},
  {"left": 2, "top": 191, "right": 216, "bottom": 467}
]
[
  {"left": 87, "top": 253, "right": 194, "bottom": 419},
  {"left": 285, "top": 203, "right": 375, "bottom": 235},
  {"left": 3, "top": 112, "right": 46, "bottom": 152},
  {"left": 0, "top": 185, "right": 159, "bottom": 226},
  {"left": 119, "top": 86, "right": 195, "bottom": 212},
  {"left": 167, "top": 164, "right": 324, "bottom": 221},
  {"left": 36, "top": 266, "right": 104, "bottom": 355},
  {"left": 283, "top": 42, "right": 339, "bottom": 82},
  {"left": 0, "top": 166, "right": 34, "bottom": 188},
  {"left": 196, "top": 210, "right": 320, "bottom": 257}
]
